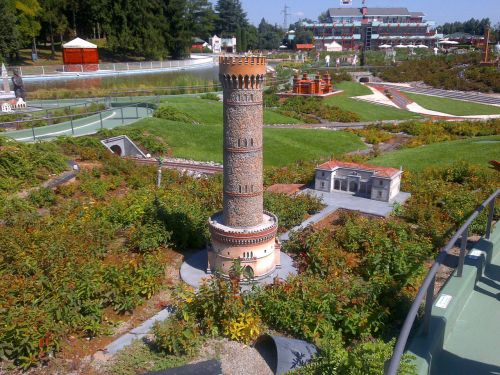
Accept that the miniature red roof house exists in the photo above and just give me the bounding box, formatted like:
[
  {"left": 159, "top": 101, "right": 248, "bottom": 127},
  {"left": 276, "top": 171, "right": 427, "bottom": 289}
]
[
  {"left": 62, "top": 38, "right": 99, "bottom": 72},
  {"left": 295, "top": 44, "right": 315, "bottom": 50},
  {"left": 293, "top": 72, "right": 333, "bottom": 95},
  {"left": 315, "top": 160, "right": 403, "bottom": 202}
]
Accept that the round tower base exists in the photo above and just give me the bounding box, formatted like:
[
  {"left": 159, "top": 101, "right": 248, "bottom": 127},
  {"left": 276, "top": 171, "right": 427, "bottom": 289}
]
[{"left": 180, "top": 249, "right": 297, "bottom": 290}]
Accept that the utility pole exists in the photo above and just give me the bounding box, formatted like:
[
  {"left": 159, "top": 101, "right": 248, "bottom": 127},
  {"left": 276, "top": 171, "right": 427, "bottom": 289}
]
[
  {"left": 156, "top": 157, "right": 164, "bottom": 188},
  {"left": 281, "top": 4, "right": 292, "bottom": 30}
]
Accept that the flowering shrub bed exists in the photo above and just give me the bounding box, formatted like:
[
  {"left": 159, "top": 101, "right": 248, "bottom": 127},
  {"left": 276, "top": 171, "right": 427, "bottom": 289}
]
[{"left": 153, "top": 161, "right": 498, "bottom": 374}]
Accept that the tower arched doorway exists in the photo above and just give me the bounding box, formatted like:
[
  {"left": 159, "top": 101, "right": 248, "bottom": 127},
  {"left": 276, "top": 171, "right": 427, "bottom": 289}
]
[{"left": 243, "top": 266, "right": 254, "bottom": 280}]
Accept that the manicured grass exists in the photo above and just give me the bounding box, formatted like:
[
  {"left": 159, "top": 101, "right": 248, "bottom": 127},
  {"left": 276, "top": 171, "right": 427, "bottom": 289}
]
[
  {"left": 404, "top": 92, "right": 500, "bottom": 116},
  {"left": 324, "top": 81, "right": 421, "bottom": 122},
  {"left": 130, "top": 116, "right": 366, "bottom": 167},
  {"left": 158, "top": 96, "right": 301, "bottom": 125},
  {"left": 370, "top": 136, "right": 500, "bottom": 171}
]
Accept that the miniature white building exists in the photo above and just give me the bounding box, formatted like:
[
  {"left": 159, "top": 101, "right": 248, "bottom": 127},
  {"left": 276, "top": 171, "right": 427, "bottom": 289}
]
[
  {"left": 315, "top": 160, "right": 403, "bottom": 202},
  {"left": 210, "top": 35, "right": 237, "bottom": 53},
  {"left": 210, "top": 35, "right": 222, "bottom": 53}
]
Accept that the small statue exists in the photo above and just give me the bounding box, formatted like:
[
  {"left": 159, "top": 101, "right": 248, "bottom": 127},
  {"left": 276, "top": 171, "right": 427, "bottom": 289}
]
[{"left": 12, "top": 70, "right": 26, "bottom": 100}]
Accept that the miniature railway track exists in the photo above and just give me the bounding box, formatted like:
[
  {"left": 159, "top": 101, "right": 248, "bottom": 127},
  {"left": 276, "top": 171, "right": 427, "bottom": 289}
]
[{"left": 130, "top": 158, "right": 223, "bottom": 175}]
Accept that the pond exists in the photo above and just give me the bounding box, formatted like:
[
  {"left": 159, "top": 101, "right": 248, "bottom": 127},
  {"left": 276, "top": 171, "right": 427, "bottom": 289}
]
[{"left": 24, "top": 66, "right": 219, "bottom": 93}]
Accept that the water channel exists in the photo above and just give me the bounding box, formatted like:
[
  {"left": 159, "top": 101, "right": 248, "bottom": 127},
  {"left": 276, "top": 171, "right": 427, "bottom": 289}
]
[{"left": 24, "top": 65, "right": 219, "bottom": 92}]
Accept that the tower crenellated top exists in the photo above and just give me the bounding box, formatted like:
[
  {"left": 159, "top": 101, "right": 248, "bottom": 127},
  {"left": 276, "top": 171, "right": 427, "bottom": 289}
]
[{"left": 219, "top": 56, "right": 267, "bottom": 76}]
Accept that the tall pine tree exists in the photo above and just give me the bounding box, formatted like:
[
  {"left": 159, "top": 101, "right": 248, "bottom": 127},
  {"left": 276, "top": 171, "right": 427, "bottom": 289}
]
[
  {"left": 163, "top": 0, "right": 191, "bottom": 59},
  {"left": 187, "top": 0, "right": 216, "bottom": 41},
  {"left": 104, "top": 0, "right": 166, "bottom": 59},
  {"left": 215, "top": 0, "right": 248, "bottom": 37}
]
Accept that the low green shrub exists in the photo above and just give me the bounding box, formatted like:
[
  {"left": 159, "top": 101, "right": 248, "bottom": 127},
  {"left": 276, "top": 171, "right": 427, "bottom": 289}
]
[
  {"left": 153, "top": 104, "right": 199, "bottom": 124},
  {"left": 129, "top": 221, "right": 172, "bottom": 253},
  {"left": 264, "top": 192, "right": 324, "bottom": 232},
  {"left": 0, "top": 142, "right": 67, "bottom": 193},
  {"left": 199, "top": 92, "right": 220, "bottom": 101},
  {"left": 153, "top": 317, "right": 201, "bottom": 356},
  {"left": 28, "top": 187, "right": 57, "bottom": 208},
  {"left": 280, "top": 96, "right": 360, "bottom": 123}
]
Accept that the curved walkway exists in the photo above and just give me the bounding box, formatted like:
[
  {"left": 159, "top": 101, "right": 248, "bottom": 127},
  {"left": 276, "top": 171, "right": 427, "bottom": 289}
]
[
  {"left": 372, "top": 83, "right": 500, "bottom": 107},
  {"left": 5, "top": 106, "right": 152, "bottom": 142}
]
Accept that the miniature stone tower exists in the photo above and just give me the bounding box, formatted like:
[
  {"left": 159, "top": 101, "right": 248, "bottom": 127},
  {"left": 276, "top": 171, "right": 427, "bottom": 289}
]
[{"left": 208, "top": 56, "right": 281, "bottom": 280}]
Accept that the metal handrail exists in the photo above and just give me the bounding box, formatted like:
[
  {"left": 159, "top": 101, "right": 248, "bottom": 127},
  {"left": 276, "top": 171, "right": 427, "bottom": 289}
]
[
  {"left": 386, "top": 188, "right": 499, "bottom": 375},
  {"left": 2, "top": 100, "right": 158, "bottom": 141}
]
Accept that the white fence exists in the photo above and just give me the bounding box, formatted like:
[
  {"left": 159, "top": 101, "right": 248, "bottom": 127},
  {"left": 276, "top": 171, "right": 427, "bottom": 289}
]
[{"left": 7, "top": 56, "right": 215, "bottom": 77}]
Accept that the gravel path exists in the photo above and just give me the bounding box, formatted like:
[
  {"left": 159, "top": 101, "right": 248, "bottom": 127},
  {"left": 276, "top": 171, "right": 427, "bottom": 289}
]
[{"left": 196, "top": 339, "right": 273, "bottom": 375}]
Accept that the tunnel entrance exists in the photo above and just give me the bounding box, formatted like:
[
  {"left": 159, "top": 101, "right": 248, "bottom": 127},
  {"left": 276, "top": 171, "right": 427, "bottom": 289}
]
[{"left": 110, "top": 145, "right": 123, "bottom": 156}]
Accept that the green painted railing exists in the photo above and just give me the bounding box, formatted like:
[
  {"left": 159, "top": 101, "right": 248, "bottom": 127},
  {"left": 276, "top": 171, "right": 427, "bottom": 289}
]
[{"left": 386, "top": 188, "right": 499, "bottom": 375}]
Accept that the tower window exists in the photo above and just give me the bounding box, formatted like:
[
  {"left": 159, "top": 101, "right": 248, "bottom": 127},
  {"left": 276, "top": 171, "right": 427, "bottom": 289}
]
[
  {"left": 243, "top": 139, "right": 247, "bottom": 147},
  {"left": 250, "top": 138, "right": 254, "bottom": 146},
  {"left": 239, "top": 185, "right": 242, "bottom": 193},
  {"left": 245, "top": 185, "right": 248, "bottom": 193},
  {"left": 238, "top": 139, "right": 241, "bottom": 147}
]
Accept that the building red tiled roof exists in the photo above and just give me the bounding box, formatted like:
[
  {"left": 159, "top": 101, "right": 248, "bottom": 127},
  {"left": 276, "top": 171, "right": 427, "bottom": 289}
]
[
  {"left": 317, "top": 160, "right": 401, "bottom": 178},
  {"left": 296, "top": 44, "right": 315, "bottom": 50}
]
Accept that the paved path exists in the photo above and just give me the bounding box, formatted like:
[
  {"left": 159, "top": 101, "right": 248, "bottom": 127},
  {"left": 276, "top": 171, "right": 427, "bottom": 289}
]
[
  {"left": 5, "top": 106, "right": 151, "bottom": 142},
  {"left": 372, "top": 83, "right": 500, "bottom": 107},
  {"left": 279, "top": 190, "right": 411, "bottom": 242}
]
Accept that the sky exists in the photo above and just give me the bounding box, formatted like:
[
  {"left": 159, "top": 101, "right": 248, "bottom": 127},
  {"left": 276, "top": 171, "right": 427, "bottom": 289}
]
[{"left": 222, "top": 0, "right": 500, "bottom": 28}]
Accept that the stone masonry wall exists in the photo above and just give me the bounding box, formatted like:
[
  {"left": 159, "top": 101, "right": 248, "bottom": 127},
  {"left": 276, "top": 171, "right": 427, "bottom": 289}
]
[{"left": 222, "top": 87, "right": 264, "bottom": 227}]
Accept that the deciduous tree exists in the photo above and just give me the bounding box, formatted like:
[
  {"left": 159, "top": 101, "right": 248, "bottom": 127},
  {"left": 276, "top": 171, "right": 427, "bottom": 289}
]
[{"left": 0, "top": 0, "right": 19, "bottom": 62}]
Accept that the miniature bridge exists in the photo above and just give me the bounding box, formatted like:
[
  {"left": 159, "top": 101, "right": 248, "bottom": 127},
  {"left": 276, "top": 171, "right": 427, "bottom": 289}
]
[{"left": 387, "top": 189, "right": 500, "bottom": 375}]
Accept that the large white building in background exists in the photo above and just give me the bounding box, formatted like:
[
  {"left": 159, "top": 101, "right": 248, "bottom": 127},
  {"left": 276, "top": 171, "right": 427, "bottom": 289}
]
[
  {"left": 315, "top": 160, "right": 403, "bottom": 202},
  {"left": 303, "top": 6, "right": 442, "bottom": 51}
]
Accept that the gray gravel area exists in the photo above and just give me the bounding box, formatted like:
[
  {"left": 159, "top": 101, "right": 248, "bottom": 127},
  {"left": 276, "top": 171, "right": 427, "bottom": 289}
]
[{"left": 196, "top": 339, "right": 273, "bottom": 375}]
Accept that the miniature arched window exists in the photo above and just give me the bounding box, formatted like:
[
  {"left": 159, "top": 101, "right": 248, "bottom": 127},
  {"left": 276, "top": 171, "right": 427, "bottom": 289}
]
[
  {"left": 251, "top": 185, "right": 254, "bottom": 192},
  {"left": 243, "top": 139, "right": 247, "bottom": 147},
  {"left": 379, "top": 180, "right": 383, "bottom": 186},
  {"left": 245, "top": 185, "right": 248, "bottom": 193},
  {"left": 250, "top": 138, "right": 254, "bottom": 146},
  {"left": 250, "top": 251, "right": 253, "bottom": 258},
  {"left": 239, "top": 185, "right": 242, "bottom": 193}
]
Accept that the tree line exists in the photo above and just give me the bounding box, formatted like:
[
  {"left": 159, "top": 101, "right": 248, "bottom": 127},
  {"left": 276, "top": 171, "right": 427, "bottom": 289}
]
[
  {"left": 0, "top": 0, "right": 286, "bottom": 63},
  {"left": 437, "top": 17, "right": 499, "bottom": 40}
]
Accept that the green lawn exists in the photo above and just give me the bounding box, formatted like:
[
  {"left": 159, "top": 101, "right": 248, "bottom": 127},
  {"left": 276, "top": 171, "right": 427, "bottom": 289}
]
[
  {"left": 157, "top": 96, "right": 300, "bottom": 125},
  {"left": 324, "top": 81, "right": 421, "bottom": 122},
  {"left": 129, "top": 116, "right": 366, "bottom": 168},
  {"left": 404, "top": 92, "right": 500, "bottom": 116},
  {"left": 370, "top": 136, "right": 500, "bottom": 171}
]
